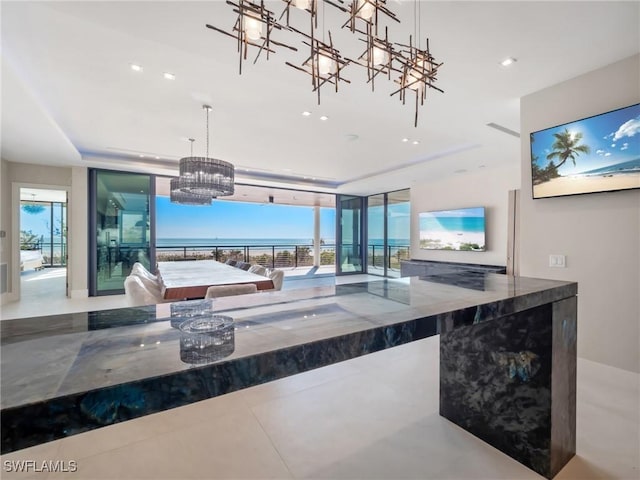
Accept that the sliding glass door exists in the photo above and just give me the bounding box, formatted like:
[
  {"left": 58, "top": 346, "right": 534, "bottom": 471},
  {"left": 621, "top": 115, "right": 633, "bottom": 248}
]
[
  {"left": 386, "top": 189, "right": 411, "bottom": 278},
  {"left": 366, "top": 189, "right": 410, "bottom": 278},
  {"left": 20, "top": 199, "right": 67, "bottom": 267},
  {"left": 89, "top": 170, "right": 154, "bottom": 295},
  {"left": 336, "top": 195, "right": 364, "bottom": 274},
  {"left": 367, "top": 194, "right": 385, "bottom": 275}
]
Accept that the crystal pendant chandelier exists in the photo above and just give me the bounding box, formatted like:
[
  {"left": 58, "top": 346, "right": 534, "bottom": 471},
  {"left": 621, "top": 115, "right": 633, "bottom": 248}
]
[
  {"left": 170, "top": 177, "right": 212, "bottom": 206},
  {"left": 170, "top": 139, "right": 212, "bottom": 205},
  {"left": 178, "top": 106, "right": 235, "bottom": 197}
]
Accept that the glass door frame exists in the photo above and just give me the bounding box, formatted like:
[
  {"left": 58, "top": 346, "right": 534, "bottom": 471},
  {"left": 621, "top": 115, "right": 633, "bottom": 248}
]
[
  {"left": 335, "top": 194, "right": 365, "bottom": 276},
  {"left": 18, "top": 199, "right": 68, "bottom": 268},
  {"left": 365, "top": 188, "right": 410, "bottom": 278},
  {"left": 88, "top": 168, "right": 156, "bottom": 296},
  {"left": 366, "top": 193, "right": 389, "bottom": 277}
]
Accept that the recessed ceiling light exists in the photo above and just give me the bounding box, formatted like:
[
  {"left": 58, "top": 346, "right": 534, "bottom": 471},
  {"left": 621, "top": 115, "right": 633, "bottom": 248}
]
[
  {"left": 155, "top": 156, "right": 160, "bottom": 159},
  {"left": 130, "top": 63, "right": 143, "bottom": 72},
  {"left": 163, "top": 72, "right": 175, "bottom": 80},
  {"left": 302, "top": 111, "right": 311, "bottom": 116},
  {"left": 402, "top": 138, "right": 409, "bottom": 142},
  {"left": 412, "top": 140, "right": 420, "bottom": 145},
  {"left": 139, "top": 154, "right": 145, "bottom": 158},
  {"left": 500, "top": 57, "right": 517, "bottom": 67},
  {"left": 320, "top": 115, "right": 329, "bottom": 121}
]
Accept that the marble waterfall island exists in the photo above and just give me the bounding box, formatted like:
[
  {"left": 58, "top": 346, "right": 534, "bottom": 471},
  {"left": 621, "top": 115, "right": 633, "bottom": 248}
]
[{"left": 1, "top": 274, "right": 577, "bottom": 479}]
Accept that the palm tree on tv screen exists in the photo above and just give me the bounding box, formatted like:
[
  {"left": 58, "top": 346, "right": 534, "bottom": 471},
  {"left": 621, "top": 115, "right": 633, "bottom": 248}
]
[{"left": 546, "top": 128, "right": 591, "bottom": 171}]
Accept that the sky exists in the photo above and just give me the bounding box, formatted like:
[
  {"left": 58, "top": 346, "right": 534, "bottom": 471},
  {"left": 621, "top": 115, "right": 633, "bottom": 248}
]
[
  {"left": 21, "top": 195, "right": 410, "bottom": 243},
  {"left": 368, "top": 202, "right": 411, "bottom": 240},
  {"left": 157, "top": 197, "right": 336, "bottom": 240},
  {"left": 21, "top": 205, "right": 63, "bottom": 237},
  {"left": 420, "top": 207, "right": 484, "bottom": 218},
  {"left": 531, "top": 104, "right": 640, "bottom": 176}
]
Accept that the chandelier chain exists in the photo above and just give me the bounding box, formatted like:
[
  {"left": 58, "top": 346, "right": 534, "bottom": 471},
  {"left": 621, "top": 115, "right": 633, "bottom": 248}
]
[
  {"left": 413, "top": 0, "right": 418, "bottom": 44},
  {"left": 322, "top": 0, "right": 325, "bottom": 43},
  {"left": 419, "top": 0, "right": 422, "bottom": 49},
  {"left": 205, "top": 108, "right": 210, "bottom": 158}
]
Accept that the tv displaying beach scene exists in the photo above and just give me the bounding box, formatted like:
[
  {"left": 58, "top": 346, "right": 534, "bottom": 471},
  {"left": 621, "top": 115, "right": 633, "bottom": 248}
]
[
  {"left": 419, "top": 207, "right": 485, "bottom": 251},
  {"left": 531, "top": 103, "right": 640, "bottom": 199}
]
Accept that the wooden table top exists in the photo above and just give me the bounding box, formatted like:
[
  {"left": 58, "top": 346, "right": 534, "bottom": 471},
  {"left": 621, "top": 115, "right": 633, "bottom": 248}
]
[{"left": 157, "top": 260, "right": 274, "bottom": 300}]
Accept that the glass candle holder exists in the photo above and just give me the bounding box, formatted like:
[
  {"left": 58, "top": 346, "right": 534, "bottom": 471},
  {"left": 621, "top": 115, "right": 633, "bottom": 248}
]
[
  {"left": 170, "top": 299, "right": 214, "bottom": 329},
  {"left": 178, "top": 315, "right": 235, "bottom": 365}
]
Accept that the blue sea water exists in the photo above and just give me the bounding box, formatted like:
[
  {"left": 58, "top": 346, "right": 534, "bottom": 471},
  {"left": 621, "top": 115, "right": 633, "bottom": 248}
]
[
  {"left": 157, "top": 238, "right": 324, "bottom": 247},
  {"left": 157, "top": 238, "right": 410, "bottom": 247},
  {"left": 580, "top": 158, "right": 640, "bottom": 176},
  {"left": 419, "top": 216, "right": 485, "bottom": 234}
]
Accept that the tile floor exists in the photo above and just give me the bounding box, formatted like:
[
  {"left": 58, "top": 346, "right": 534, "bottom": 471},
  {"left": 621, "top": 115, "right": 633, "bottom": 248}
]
[
  {"left": 1, "top": 336, "right": 639, "bottom": 480},
  {"left": 1, "top": 273, "right": 638, "bottom": 479}
]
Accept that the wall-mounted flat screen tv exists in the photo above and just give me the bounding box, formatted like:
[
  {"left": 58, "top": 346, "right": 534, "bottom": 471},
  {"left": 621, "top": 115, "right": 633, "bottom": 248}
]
[
  {"left": 530, "top": 103, "right": 640, "bottom": 199},
  {"left": 419, "top": 207, "right": 485, "bottom": 251}
]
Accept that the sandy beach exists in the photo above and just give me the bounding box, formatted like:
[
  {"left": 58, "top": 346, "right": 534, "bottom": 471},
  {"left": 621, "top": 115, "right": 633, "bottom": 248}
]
[
  {"left": 420, "top": 230, "right": 485, "bottom": 251},
  {"left": 534, "top": 173, "right": 640, "bottom": 198}
]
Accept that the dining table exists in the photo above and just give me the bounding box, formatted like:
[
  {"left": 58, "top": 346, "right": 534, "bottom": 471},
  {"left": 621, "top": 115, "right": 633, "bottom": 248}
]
[{"left": 157, "top": 260, "right": 274, "bottom": 300}]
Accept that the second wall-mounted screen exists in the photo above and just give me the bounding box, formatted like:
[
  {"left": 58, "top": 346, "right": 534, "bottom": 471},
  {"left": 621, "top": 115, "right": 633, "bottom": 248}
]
[{"left": 419, "top": 207, "right": 486, "bottom": 251}]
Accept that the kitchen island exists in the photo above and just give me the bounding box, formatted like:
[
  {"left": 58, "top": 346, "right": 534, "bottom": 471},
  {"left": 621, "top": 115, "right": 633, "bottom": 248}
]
[{"left": 1, "top": 273, "right": 576, "bottom": 478}]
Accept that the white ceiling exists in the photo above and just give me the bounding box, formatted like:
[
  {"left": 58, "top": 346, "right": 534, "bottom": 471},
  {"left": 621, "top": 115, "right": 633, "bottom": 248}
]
[
  {"left": 20, "top": 188, "right": 68, "bottom": 203},
  {"left": 156, "top": 177, "right": 337, "bottom": 207},
  {"left": 1, "top": 1, "right": 639, "bottom": 195}
]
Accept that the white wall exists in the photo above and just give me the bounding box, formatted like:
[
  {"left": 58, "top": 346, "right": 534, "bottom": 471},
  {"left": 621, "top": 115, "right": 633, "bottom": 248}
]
[
  {"left": 0, "top": 160, "right": 12, "bottom": 300},
  {"left": 69, "top": 167, "right": 89, "bottom": 298},
  {"left": 0, "top": 161, "right": 89, "bottom": 304},
  {"left": 410, "top": 163, "right": 520, "bottom": 267},
  {"left": 520, "top": 55, "right": 640, "bottom": 373}
]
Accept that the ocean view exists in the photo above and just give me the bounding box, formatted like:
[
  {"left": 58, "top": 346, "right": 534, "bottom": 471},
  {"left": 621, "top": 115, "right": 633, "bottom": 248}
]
[
  {"left": 157, "top": 238, "right": 410, "bottom": 247},
  {"left": 581, "top": 158, "right": 640, "bottom": 176},
  {"left": 419, "top": 216, "right": 485, "bottom": 233},
  {"left": 419, "top": 209, "right": 486, "bottom": 251}
]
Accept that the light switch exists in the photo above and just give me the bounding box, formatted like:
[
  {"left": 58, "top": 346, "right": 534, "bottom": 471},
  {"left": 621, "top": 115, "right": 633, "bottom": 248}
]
[{"left": 549, "top": 254, "right": 566, "bottom": 268}]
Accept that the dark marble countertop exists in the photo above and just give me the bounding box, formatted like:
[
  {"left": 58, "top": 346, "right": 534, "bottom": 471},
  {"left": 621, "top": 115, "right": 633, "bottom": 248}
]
[{"left": 1, "top": 274, "right": 576, "bottom": 412}]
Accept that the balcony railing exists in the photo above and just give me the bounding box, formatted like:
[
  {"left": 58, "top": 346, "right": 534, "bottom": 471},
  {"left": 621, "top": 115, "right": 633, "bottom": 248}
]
[
  {"left": 156, "top": 243, "right": 411, "bottom": 272},
  {"left": 156, "top": 244, "right": 337, "bottom": 269},
  {"left": 20, "top": 239, "right": 67, "bottom": 267},
  {"left": 367, "top": 245, "right": 411, "bottom": 271}
]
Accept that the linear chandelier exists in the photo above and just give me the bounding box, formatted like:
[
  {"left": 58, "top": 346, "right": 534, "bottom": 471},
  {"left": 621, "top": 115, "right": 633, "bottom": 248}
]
[
  {"left": 171, "top": 107, "right": 235, "bottom": 205},
  {"left": 206, "top": 0, "right": 297, "bottom": 74},
  {"left": 207, "top": 0, "right": 443, "bottom": 126}
]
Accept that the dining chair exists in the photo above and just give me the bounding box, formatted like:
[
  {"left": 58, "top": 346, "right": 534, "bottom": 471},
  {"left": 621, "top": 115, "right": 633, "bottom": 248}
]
[
  {"left": 131, "top": 262, "right": 162, "bottom": 294},
  {"left": 132, "top": 262, "right": 158, "bottom": 281},
  {"left": 248, "top": 264, "right": 267, "bottom": 276},
  {"left": 205, "top": 284, "right": 258, "bottom": 298},
  {"left": 268, "top": 269, "right": 285, "bottom": 291},
  {"left": 124, "top": 275, "right": 164, "bottom": 306}
]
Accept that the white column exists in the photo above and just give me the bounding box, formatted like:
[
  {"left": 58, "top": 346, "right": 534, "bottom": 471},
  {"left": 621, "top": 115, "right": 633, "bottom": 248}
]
[
  {"left": 69, "top": 167, "right": 89, "bottom": 298},
  {"left": 313, "top": 206, "right": 321, "bottom": 268}
]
